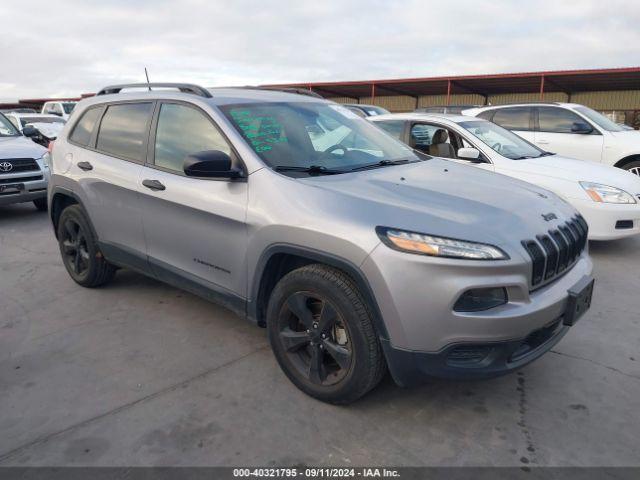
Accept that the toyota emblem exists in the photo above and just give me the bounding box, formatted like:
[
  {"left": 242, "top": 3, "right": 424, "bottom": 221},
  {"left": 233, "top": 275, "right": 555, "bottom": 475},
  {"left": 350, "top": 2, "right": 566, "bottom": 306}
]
[{"left": 0, "top": 161, "right": 13, "bottom": 172}]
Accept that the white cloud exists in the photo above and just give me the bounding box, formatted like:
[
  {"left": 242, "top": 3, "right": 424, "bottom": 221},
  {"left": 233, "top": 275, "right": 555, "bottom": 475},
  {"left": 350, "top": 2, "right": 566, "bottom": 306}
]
[{"left": 0, "top": 0, "right": 639, "bottom": 100}]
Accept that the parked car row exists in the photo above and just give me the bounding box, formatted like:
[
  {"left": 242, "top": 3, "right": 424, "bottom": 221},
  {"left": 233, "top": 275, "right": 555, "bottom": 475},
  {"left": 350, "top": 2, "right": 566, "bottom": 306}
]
[
  {"left": 370, "top": 112, "right": 640, "bottom": 240},
  {"left": 40, "top": 83, "right": 597, "bottom": 404}
]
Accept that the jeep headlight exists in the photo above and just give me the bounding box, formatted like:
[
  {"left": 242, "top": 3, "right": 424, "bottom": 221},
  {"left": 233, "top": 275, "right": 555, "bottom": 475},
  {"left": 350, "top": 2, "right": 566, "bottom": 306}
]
[
  {"left": 580, "top": 181, "right": 636, "bottom": 204},
  {"left": 377, "top": 227, "right": 509, "bottom": 260}
]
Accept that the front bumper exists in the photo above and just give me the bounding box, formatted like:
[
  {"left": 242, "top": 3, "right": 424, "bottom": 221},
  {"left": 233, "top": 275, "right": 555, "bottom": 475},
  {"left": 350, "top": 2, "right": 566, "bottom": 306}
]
[
  {"left": 0, "top": 165, "right": 49, "bottom": 206},
  {"left": 381, "top": 315, "right": 569, "bottom": 386},
  {"left": 361, "top": 241, "right": 593, "bottom": 383},
  {"left": 572, "top": 198, "right": 640, "bottom": 240}
]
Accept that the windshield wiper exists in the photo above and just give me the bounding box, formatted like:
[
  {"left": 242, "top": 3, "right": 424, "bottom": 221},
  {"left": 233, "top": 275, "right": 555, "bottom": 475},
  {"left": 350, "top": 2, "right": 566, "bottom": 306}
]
[
  {"left": 538, "top": 151, "right": 555, "bottom": 157},
  {"left": 349, "top": 158, "right": 412, "bottom": 172},
  {"left": 274, "top": 165, "right": 348, "bottom": 175}
]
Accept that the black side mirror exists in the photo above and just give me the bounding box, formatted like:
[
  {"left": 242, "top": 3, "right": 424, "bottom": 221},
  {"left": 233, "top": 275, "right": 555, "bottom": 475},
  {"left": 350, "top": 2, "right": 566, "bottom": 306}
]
[
  {"left": 22, "top": 125, "right": 38, "bottom": 137},
  {"left": 571, "top": 122, "right": 593, "bottom": 134},
  {"left": 183, "top": 150, "right": 242, "bottom": 178}
]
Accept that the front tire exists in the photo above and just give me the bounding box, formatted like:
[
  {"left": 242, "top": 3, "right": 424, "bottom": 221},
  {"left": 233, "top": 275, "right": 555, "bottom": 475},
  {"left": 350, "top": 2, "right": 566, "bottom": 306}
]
[
  {"left": 266, "top": 264, "right": 385, "bottom": 404},
  {"left": 33, "top": 198, "right": 47, "bottom": 211},
  {"left": 57, "top": 205, "right": 116, "bottom": 287}
]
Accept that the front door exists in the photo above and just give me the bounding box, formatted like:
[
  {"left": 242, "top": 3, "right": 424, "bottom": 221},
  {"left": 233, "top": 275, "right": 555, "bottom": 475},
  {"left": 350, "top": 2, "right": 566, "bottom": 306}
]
[
  {"left": 534, "top": 107, "right": 604, "bottom": 162},
  {"left": 137, "top": 102, "right": 249, "bottom": 303}
]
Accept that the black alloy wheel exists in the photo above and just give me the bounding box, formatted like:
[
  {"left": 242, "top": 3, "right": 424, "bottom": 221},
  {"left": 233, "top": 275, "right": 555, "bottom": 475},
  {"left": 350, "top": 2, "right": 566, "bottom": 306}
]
[{"left": 277, "top": 291, "right": 353, "bottom": 386}]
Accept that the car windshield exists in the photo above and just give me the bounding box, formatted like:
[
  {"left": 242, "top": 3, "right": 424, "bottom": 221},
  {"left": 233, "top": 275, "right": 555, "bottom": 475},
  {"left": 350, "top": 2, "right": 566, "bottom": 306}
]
[
  {"left": 221, "top": 102, "right": 421, "bottom": 174},
  {"left": 458, "top": 120, "right": 547, "bottom": 160},
  {"left": 20, "top": 116, "right": 66, "bottom": 127},
  {"left": 574, "top": 106, "right": 624, "bottom": 132},
  {"left": 0, "top": 113, "right": 20, "bottom": 137},
  {"left": 362, "top": 106, "right": 390, "bottom": 116},
  {"left": 62, "top": 103, "right": 76, "bottom": 114}
]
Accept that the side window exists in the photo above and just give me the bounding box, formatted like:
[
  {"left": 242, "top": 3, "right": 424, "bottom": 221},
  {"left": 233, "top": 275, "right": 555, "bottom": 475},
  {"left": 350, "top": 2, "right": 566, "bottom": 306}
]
[
  {"left": 375, "top": 120, "right": 405, "bottom": 140},
  {"left": 410, "top": 123, "right": 443, "bottom": 150},
  {"left": 154, "top": 103, "right": 232, "bottom": 173},
  {"left": 96, "top": 103, "right": 153, "bottom": 162},
  {"left": 538, "top": 107, "right": 586, "bottom": 133},
  {"left": 491, "top": 107, "right": 531, "bottom": 130},
  {"left": 69, "top": 106, "right": 103, "bottom": 146}
]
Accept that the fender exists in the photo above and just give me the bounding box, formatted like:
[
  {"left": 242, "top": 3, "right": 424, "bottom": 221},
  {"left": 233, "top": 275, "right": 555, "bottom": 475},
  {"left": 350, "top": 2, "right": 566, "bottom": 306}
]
[
  {"left": 49, "top": 186, "right": 99, "bottom": 241},
  {"left": 249, "top": 243, "right": 389, "bottom": 341}
]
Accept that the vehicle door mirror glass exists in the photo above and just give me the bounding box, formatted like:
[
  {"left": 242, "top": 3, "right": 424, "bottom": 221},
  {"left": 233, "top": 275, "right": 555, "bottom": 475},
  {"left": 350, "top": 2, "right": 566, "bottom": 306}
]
[
  {"left": 183, "top": 150, "right": 241, "bottom": 178},
  {"left": 571, "top": 122, "right": 593, "bottom": 134},
  {"left": 22, "top": 125, "right": 38, "bottom": 137},
  {"left": 457, "top": 147, "right": 482, "bottom": 161}
]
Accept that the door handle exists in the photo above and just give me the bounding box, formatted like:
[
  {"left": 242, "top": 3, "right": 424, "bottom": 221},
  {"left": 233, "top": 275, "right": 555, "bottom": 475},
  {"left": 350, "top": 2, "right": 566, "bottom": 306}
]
[
  {"left": 142, "top": 179, "right": 166, "bottom": 191},
  {"left": 536, "top": 139, "right": 550, "bottom": 145},
  {"left": 77, "top": 161, "right": 93, "bottom": 171}
]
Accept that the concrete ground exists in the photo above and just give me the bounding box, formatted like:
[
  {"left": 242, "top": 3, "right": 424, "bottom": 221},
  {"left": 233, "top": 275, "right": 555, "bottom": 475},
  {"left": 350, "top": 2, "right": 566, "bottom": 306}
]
[{"left": 0, "top": 202, "right": 639, "bottom": 467}]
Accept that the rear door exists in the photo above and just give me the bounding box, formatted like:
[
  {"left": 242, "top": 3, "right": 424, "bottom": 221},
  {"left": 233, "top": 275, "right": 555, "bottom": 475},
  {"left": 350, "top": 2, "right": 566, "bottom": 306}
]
[
  {"left": 488, "top": 107, "right": 535, "bottom": 143},
  {"left": 534, "top": 106, "right": 604, "bottom": 162},
  {"left": 137, "top": 101, "right": 249, "bottom": 302},
  {"left": 67, "top": 101, "right": 152, "bottom": 269}
]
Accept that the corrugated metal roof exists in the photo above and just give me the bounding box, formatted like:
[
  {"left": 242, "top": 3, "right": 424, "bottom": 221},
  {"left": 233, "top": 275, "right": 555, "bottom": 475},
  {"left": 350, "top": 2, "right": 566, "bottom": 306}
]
[{"left": 263, "top": 66, "right": 640, "bottom": 99}]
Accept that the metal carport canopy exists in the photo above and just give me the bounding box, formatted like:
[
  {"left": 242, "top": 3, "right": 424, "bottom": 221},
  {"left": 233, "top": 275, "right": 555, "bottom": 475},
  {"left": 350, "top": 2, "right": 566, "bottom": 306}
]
[{"left": 261, "top": 66, "right": 640, "bottom": 99}]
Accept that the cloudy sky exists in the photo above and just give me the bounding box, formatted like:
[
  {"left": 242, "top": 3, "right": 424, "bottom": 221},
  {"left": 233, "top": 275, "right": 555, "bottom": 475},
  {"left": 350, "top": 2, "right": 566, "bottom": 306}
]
[{"left": 1, "top": 0, "right": 639, "bottom": 100}]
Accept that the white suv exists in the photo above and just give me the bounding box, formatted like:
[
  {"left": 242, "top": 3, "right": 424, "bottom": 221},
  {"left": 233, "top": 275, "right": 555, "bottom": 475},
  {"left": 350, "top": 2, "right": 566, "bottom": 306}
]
[
  {"left": 41, "top": 101, "right": 77, "bottom": 120},
  {"left": 464, "top": 103, "right": 640, "bottom": 175}
]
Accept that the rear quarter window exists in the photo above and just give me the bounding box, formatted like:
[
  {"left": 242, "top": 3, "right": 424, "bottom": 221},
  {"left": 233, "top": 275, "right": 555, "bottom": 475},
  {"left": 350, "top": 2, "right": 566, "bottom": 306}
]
[{"left": 69, "top": 106, "right": 103, "bottom": 146}]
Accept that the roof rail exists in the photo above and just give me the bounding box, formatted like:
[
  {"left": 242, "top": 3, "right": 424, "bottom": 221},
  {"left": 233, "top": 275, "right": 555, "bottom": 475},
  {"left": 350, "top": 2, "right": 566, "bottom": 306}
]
[
  {"left": 96, "top": 83, "right": 212, "bottom": 98},
  {"left": 235, "top": 86, "right": 324, "bottom": 99}
]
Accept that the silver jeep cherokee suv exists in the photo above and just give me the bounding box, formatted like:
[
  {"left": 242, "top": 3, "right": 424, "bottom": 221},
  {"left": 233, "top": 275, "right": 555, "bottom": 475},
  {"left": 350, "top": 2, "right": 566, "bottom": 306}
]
[{"left": 48, "top": 83, "right": 595, "bottom": 403}]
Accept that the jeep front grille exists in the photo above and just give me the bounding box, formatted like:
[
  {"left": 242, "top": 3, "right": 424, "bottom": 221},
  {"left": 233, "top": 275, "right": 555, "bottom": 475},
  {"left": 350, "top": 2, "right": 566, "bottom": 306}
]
[
  {"left": 522, "top": 215, "right": 588, "bottom": 289},
  {"left": 0, "top": 158, "right": 40, "bottom": 173}
]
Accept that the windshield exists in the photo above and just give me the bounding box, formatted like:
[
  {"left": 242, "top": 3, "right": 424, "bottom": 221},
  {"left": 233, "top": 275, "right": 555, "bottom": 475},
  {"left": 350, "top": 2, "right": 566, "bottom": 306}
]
[
  {"left": 574, "top": 106, "right": 624, "bottom": 132},
  {"left": 362, "top": 106, "right": 390, "bottom": 116},
  {"left": 459, "top": 120, "right": 546, "bottom": 160},
  {"left": 221, "top": 102, "right": 420, "bottom": 173},
  {"left": 0, "top": 113, "right": 20, "bottom": 137},
  {"left": 20, "top": 116, "right": 66, "bottom": 127},
  {"left": 62, "top": 103, "right": 76, "bottom": 114}
]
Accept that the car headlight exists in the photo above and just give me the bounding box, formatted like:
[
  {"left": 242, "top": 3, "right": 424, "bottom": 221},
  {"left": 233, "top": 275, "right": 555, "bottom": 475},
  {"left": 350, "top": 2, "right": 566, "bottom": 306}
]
[
  {"left": 580, "top": 181, "right": 636, "bottom": 204},
  {"left": 376, "top": 227, "right": 509, "bottom": 260},
  {"left": 39, "top": 152, "right": 50, "bottom": 168}
]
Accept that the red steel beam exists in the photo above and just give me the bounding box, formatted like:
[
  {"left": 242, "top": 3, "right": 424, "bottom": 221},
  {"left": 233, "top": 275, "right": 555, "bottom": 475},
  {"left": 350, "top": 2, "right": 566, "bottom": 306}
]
[{"left": 539, "top": 75, "right": 545, "bottom": 100}]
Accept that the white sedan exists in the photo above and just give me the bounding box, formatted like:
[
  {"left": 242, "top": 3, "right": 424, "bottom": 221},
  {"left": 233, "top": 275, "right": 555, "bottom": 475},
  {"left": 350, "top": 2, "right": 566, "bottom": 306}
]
[{"left": 370, "top": 113, "right": 640, "bottom": 240}]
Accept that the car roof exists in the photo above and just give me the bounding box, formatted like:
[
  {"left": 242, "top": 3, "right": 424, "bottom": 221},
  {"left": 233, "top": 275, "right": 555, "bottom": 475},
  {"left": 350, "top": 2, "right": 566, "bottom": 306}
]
[
  {"left": 470, "top": 102, "right": 584, "bottom": 112},
  {"left": 370, "top": 112, "right": 480, "bottom": 124}
]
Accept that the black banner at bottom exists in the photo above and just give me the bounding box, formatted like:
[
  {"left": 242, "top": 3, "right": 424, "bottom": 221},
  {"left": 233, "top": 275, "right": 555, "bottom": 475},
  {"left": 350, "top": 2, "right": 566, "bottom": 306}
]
[{"left": 0, "top": 467, "right": 639, "bottom": 480}]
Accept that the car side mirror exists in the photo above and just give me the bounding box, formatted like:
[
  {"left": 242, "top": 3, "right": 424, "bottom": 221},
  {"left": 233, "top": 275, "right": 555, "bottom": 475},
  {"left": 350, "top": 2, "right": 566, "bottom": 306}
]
[
  {"left": 22, "top": 125, "right": 38, "bottom": 137},
  {"left": 183, "top": 150, "right": 242, "bottom": 179},
  {"left": 457, "top": 147, "right": 482, "bottom": 161},
  {"left": 571, "top": 122, "right": 593, "bottom": 134}
]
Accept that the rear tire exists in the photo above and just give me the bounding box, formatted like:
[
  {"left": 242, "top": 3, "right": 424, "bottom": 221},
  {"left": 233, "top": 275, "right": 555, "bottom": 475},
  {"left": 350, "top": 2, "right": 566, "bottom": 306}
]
[
  {"left": 57, "top": 205, "right": 116, "bottom": 287},
  {"left": 33, "top": 198, "right": 47, "bottom": 211},
  {"left": 266, "top": 264, "right": 385, "bottom": 404},
  {"left": 622, "top": 159, "right": 640, "bottom": 176}
]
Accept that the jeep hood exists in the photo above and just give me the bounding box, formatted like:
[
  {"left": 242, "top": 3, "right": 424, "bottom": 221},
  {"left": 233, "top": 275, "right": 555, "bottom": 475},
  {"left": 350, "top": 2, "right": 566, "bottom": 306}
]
[
  {"left": 0, "top": 135, "right": 47, "bottom": 159},
  {"left": 300, "top": 158, "right": 578, "bottom": 247}
]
